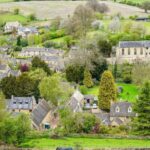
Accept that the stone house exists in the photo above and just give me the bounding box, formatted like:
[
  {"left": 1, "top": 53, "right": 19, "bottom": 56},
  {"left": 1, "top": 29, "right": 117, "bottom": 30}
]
[
  {"left": 7, "top": 96, "right": 37, "bottom": 113},
  {"left": 31, "top": 99, "right": 52, "bottom": 130},
  {"left": 68, "top": 90, "right": 84, "bottom": 113},
  {"left": 18, "top": 26, "right": 38, "bottom": 38},
  {"left": 84, "top": 95, "right": 98, "bottom": 109},
  {"left": 94, "top": 102, "right": 135, "bottom": 126},
  {"left": 4, "top": 21, "right": 22, "bottom": 33},
  {"left": 116, "top": 41, "right": 150, "bottom": 63}
]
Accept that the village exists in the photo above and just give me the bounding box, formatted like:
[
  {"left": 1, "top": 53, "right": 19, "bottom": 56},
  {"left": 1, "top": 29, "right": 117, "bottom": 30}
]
[{"left": 0, "top": 0, "right": 150, "bottom": 149}]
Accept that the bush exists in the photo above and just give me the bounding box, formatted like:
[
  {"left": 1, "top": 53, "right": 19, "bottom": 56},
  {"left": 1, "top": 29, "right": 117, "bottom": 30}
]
[
  {"left": 13, "top": 46, "right": 22, "bottom": 51},
  {"left": 79, "top": 85, "right": 88, "bottom": 94},
  {"left": 28, "top": 13, "right": 36, "bottom": 21},
  {"left": 14, "top": 8, "right": 19, "bottom": 15}
]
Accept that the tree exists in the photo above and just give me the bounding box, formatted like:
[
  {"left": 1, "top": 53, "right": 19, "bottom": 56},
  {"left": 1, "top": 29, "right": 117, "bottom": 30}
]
[
  {"left": 83, "top": 68, "right": 93, "bottom": 88},
  {"left": 97, "top": 40, "right": 112, "bottom": 57},
  {"left": 17, "top": 36, "right": 21, "bottom": 46},
  {"left": 1, "top": 75, "right": 16, "bottom": 99},
  {"left": 132, "top": 81, "right": 150, "bottom": 135},
  {"left": 122, "top": 62, "right": 132, "bottom": 83},
  {"left": 28, "top": 13, "right": 36, "bottom": 21},
  {"left": 31, "top": 56, "right": 52, "bottom": 75},
  {"left": 65, "top": 64, "right": 84, "bottom": 84},
  {"left": 0, "top": 91, "right": 5, "bottom": 110},
  {"left": 39, "top": 75, "right": 73, "bottom": 107},
  {"left": 132, "top": 62, "right": 150, "bottom": 85},
  {"left": 109, "top": 17, "right": 121, "bottom": 33},
  {"left": 13, "top": 8, "right": 19, "bottom": 15},
  {"left": 15, "top": 73, "right": 35, "bottom": 97},
  {"left": 98, "top": 70, "right": 117, "bottom": 112},
  {"left": 141, "top": 1, "right": 150, "bottom": 13},
  {"left": 86, "top": 0, "right": 109, "bottom": 13},
  {"left": 20, "top": 64, "right": 29, "bottom": 72}
]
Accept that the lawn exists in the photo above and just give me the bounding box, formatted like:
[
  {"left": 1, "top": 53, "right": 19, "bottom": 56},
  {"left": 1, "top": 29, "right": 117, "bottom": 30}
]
[
  {"left": 117, "top": 0, "right": 146, "bottom": 5},
  {"left": 0, "top": 13, "right": 28, "bottom": 25},
  {"left": 0, "top": 0, "right": 13, "bottom": 3},
  {"left": 85, "top": 83, "right": 139, "bottom": 103},
  {"left": 20, "top": 137, "right": 150, "bottom": 149}
]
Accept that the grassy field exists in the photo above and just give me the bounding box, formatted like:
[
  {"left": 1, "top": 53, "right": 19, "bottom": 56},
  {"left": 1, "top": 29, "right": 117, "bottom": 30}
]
[
  {"left": 0, "top": 13, "right": 28, "bottom": 25},
  {"left": 20, "top": 137, "right": 150, "bottom": 149},
  {"left": 0, "top": 1, "right": 148, "bottom": 20},
  {"left": 0, "top": 0, "right": 13, "bottom": 3},
  {"left": 117, "top": 0, "right": 146, "bottom": 5},
  {"left": 85, "top": 83, "right": 138, "bottom": 103}
]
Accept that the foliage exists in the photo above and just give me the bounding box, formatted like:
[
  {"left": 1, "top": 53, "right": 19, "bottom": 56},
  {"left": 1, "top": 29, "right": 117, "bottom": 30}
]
[
  {"left": 141, "top": 1, "right": 150, "bottom": 13},
  {"left": 13, "top": 45, "right": 22, "bottom": 52},
  {"left": 0, "top": 113, "right": 31, "bottom": 144},
  {"left": 132, "top": 61, "right": 150, "bottom": 85},
  {"left": 132, "top": 81, "right": 150, "bottom": 136},
  {"left": 20, "top": 64, "right": 29, "bottom": 72},
  {"left": 1, "top": 73, "right": 36, "bottom": 98},
  {"left": 39, "top": 74, "right": 73, "bottom": 106},
  {"left": 50, "top": 16, "right": 61, "bottom": 31},
  {"left": 28, "top": 13, "right": 36, "bottom": 21},
  {"left": 86, "top": 0, "right": 109, "bottom": 13},
  {"left": 121, "top": 62, "right": 132, "bottom": 83},
  {"left": 13, "top": 8, "right": 20, "bottom": 15},
  {"left": 0, "top": 91, "right": 5, "bottom": 110},
  {"left": 83, "top": 68, "right": 93, "bottom": 88},
  {"left": 65, "top": 64, "right": 84, "bottom": 84},
  {"left": 98, "top": 71, "right": 117, "bottom": 111},
  {"left": 31, "top": 56, "right": 52, "bottom": 75}
]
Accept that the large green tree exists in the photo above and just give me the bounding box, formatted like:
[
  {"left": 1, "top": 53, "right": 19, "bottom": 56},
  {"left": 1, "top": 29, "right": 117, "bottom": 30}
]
[
  {"left": 132, "top": 81, "right": 150, "bottom": 136},
  {"left": 83, "top": 68, "right": 93, "bottom": 88},
  {"left": 31, "top": 56, "right": 52, "bottom": 75},
  {"left": 98, "top": 70, "right": 117, "bottom": 112},
  {"left": 39, "top": 74, "right": 73, "bottom": 107}
]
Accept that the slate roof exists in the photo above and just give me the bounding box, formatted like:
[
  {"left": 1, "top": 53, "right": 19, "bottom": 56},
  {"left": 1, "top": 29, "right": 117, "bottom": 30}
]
[
  {"left": 94, "top": 112, "right": 111, "bottom": 126},
  {"left": 110, "top": 102, "right": 135, "bottom": 117},
  {"left": 31, "top": 100, "right": 50, "bottom": 127},
  {"left": 68, "top": 90, "right": 84, "bottom": 112},
  {"left": 0, "top": 64, "right": 8, "bottom": 70},
  {"left": 8, "top": 96, "right": 36, "bottom": 110},
  {"left": 119, "top": 41, "right": 150, "bottom": 48},
  {"left": 18, "top": 27, "right": 38, "bottom": 33}
]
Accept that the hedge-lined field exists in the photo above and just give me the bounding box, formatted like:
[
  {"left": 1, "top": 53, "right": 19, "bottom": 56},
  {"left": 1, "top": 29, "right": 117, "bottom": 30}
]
[{"left": 20, "top": 137, "right": 150, "bottom": 149}]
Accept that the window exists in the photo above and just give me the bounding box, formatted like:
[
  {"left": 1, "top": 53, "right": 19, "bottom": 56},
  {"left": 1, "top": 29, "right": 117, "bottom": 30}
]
[
  {"left": 140, "top": 48, "right": 143, "bottom": 55},
  {"left": 128, "top": 48, "right": 130, "bottom": 55},
  {"left": 134, "top": 48, "right": 137, "bottom": 55},
  {"left": 115, "top": 106, "right": 120, "bottom": 113},
  {"left": 122, "top": 49, "right": 124, "bottom": 55},
  {"left": 128, "top": 107, "right": 132, "bottom": 113},
  {"left": 13, "top": 101, "right": 16, "bottom": 104}
]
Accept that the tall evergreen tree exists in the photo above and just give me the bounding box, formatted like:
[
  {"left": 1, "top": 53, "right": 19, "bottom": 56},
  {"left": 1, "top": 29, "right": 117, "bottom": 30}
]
[
  {"left": 83, "top": 68, "right": 93, "bottom": 88},
  {"left": 132, "top": 81, "right": 150, "bottom": 135},
  {"left": 98, "top": 70, "right": 117, "bottom": 112}
]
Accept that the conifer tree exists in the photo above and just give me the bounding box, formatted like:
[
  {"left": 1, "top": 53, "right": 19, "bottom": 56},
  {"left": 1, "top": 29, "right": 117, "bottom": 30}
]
[
  {"left": 132, "top": 81, "right": 150, "bottom": 135},
  {"left": 98, "top": 70, "right": 117, "bottom": 112},
  {"left": 83, "top": 68, "right": 93, "bottom": 88}
]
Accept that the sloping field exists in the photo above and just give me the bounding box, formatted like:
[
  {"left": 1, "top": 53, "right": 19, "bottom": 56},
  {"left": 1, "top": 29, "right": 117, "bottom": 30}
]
[{"left": 0, "top": 1, "right": 148, "bottom": 20}]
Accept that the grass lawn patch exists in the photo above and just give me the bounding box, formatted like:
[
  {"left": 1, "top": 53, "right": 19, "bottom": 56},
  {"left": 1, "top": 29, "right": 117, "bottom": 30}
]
[
  {"left": 0, "top": 13, "right": 28, "bottom": 25},
  {"left": 20, "top": 137, "right": 150, "bottom": 149},
  {"left": 0, "top": 0, "right": 13, "bottom": 3},
  {"left": 85, "top": 83, "right": 138, "bottom": 103}
]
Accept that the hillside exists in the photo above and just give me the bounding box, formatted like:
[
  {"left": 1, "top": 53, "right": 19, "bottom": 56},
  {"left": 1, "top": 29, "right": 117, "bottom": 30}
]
[{"left": 0, "top": 1, "right": 148, "bottom": 20}]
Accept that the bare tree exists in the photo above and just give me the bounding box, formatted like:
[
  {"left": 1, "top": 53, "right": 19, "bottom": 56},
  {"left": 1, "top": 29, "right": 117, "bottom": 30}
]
[{"left": 141, "top": 1, "right": 150, "bottom": 13}]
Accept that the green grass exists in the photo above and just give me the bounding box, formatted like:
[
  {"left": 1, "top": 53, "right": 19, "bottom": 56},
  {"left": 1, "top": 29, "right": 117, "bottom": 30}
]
[
  {"left": 0, "top": 13, "right": 28, "bottom": 25},
  {"left": 20, "top": 137, "right": 150, "bottom": 149},
  {"left": 85, "top": 83, "right": 138, "bottom": 103},
  {"left": 0, "top": 0, "right": 13, "bottom": 3},
  {"left": 117, "top": 0, "right": 146, "bottom": 5}
]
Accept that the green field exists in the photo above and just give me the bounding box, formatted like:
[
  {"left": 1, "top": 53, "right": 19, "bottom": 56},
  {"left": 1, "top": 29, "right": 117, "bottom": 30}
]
[
  {"left": 85, "top": 83, "right": 138, "bottom": 103},
  {"left": 20, "top": 137, "right": 150, "bottom": 149},
  {"left": 117, "top": 0, "right": 146, "bottom": 5},
  {"left": 0, "top": 13, "right": 28, "bottom": 25},
  {"left": 0, "top": 0, "right": 13, "bottom": 3}
]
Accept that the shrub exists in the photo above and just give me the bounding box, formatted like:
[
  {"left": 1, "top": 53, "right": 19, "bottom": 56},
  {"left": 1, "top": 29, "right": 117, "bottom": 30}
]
[
  {"left": 28, "top": 14, "right": 36, "bottom": 21},
  {"left": 13, "top": 8, "right": 19, "bottom": 15}
]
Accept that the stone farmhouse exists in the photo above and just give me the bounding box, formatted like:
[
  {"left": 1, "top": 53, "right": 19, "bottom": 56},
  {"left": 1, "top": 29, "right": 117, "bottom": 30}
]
[
  {"left": 94, "top": 102, "right": 135, "bottom": 126},
  {"left": 4, "top": 21, "right": 22, "bottom": 33},
  {"left": 116, "top": 41, "right": 150, "bottom": 63},
  {"left": 7, "top": 96, "right": 37, "bottom": 113},
  {"left": 18, "top": 26, "right": 38, "bottom": 38},
  {"left": 31, "top": 99, "right": 51, "bottom": 130}
]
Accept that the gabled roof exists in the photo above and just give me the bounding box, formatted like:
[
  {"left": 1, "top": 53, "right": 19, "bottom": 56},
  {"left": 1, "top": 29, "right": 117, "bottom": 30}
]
[
  {"left": 72, "top": 90, "right": 84, "bottom": 103},
  {"left": 31, "top": 100, "right": 50, "bottom": 127},
  {"left": 110, "top": 102, "right": 135, "bottom": 117},
  {"left": 8, "top": 96, "right": 36, "bottom": 110},
  {"left": 119, "top": 41, "right": 150, "bottom": 48}
]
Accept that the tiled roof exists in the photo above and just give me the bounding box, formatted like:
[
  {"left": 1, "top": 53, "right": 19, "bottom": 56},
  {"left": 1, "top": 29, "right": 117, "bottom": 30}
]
[
  {"left": 119, "top": 41, "right": 150, "bottom": 48},
  {"left": 110, "top": 102, "right": 135, "bottom": 117},
  {"left": 31, "top": 100, "right": 50, "bottom": 127}
]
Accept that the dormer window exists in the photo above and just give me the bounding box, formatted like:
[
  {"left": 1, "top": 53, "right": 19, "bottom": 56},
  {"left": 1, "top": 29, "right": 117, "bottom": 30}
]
[
  {"left": 128, "top": 106, "right": 132, "bottom": 113},
  {"left": 115, "top": 106, "right": 120, "bottom": 113}
]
